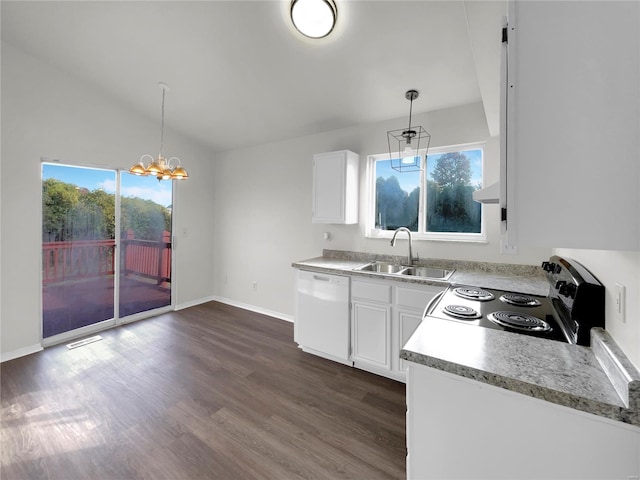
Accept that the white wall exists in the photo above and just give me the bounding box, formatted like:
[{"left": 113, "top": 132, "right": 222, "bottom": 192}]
[
  {"left": 554, "top": 249, "right": 640, "bottom": 370},
  {"left": 212, "top": 102, "right": 551, "bottom": 320},
  {"left": 0, "top": 43, "right": 216, "bottom": 357}
]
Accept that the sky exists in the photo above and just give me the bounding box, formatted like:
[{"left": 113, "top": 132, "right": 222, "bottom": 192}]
[
  {"left": 42, "top": 163, "right": 173, "bottom": 207},
  {"left": 376, "top": 148, "right": 483, "bottom": 193}
]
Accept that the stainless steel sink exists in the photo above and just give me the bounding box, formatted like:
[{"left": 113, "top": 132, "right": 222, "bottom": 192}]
[
  {"left": 399, "top": 266, "right": 454, "bottom": 281},
  {"left": 354, "top": 262, "right": 454, "bottom": 280},
  {"left": 355, "top": 261, "right": 405, "bottom": 274}
]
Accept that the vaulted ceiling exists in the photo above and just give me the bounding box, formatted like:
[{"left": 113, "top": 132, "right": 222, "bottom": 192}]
[{"left": 1, "top": 1, "right": 506, "bottom": 152}]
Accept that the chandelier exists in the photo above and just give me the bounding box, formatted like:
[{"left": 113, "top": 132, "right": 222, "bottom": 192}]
[
  {"left": 129, "top": 82, "right": 188, "bottom": 181},
  {"left": 387, "top": 89, "right": 431, "bottom": 173}
]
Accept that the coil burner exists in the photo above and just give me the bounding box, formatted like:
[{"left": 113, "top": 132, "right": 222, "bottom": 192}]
[
  {"left": 499, "top": 293, "right": 542, "bottom": 307},
  {"left": 443, "top": 305, "right": 482, "bottom": 320},
  {"left": 425, "top": 257, "right": 606, "bottom": 345},
  {"left": 487, "top": 311, "right": 551, "bottom": 332},
  {"left": 453, "top": 287, "right": 495, "bottom": 302}
]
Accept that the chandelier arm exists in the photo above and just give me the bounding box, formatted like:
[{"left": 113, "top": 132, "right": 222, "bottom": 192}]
[{"left": 167, "top": 156, "right": 182, "bottom": 167}]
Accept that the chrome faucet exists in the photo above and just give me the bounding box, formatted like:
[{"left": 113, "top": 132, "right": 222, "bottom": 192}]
[{"left": 390, "top": 227, "right": 414, "bottom": 265}]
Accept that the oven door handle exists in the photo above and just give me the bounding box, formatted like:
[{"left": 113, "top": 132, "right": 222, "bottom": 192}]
[{"left": 423, "top": 289, "right": 446, "bottom": 319}]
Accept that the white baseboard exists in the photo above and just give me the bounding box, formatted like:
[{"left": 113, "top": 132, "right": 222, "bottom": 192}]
[
  {"left": 175, "top": 295, "right": 293, "bottom": 323},
  {"left": 1, "top": 343, "right": 43, "bottom": 363},
  {"left": 0, "top": 299, "right": 291, "bottom": 363},
  {"left": 212, "top": 296, "right": 294, "bottom": 323},
  {"left": 175, "top": 295, "right": 217, "bottom": 311}
]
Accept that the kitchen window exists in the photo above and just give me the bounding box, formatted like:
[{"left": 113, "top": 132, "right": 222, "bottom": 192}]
[{"left": 366, "top": 143, "right": 485, "bottom": 242}]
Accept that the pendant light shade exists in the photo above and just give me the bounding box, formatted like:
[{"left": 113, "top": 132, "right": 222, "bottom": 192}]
[
  {"left": 290, "top": 0, "right": 337, "bottom": 39},
  {"left": 387, "top": 89, "right": 431, "bottom": 173},
  {"left": 129, "top": 83, "right": 189, "bottom": 181}
]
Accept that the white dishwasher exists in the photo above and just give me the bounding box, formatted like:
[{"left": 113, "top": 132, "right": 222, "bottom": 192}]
[{"left": 295, "top": 270, "right": 351, "bottom": 365}]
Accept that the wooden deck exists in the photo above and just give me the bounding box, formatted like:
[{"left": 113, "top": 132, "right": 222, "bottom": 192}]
[
  {"left": 42, "top": 276, "right": 171, "bottom": 338},
  {"left": 1, "top": 302, "right": 406, "bottom": 479}
]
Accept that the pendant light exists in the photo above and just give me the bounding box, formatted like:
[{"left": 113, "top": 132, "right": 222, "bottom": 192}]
[
  {"left": 387, "top": 89, "right": 431, "bottom": 173},
  {"left": 290, "top": 0, "right": 337, "bottom": 39},
  {"left": 129, "top": 82, "right": 189, "bottom": 181}
]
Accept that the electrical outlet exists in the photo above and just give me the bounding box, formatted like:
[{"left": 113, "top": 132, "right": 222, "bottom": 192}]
[
  {"left": 500, "top": 241, "right": 518, "bottom": 255},
  {"left": 252, "top": 281, "right": 257, "bottom": 291},
  {"left": 614, "top": 283, "right": 626, "bottom": 323}
]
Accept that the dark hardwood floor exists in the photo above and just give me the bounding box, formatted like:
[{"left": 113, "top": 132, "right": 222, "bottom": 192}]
[{"left": 1, "top": 301, "right": 406, "bottom": 479}]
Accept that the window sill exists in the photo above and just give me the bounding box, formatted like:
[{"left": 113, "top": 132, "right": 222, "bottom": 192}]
[{"left": 366, "top": 229, "right": 487, "bottom": 244}]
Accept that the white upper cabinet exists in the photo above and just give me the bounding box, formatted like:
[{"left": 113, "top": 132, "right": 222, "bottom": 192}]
[
  {"left": 312, "top": 150, "right": 359, "bottom": 224},
  {"left": 505, "top": 1, "right": 639, "bottom": 251}
]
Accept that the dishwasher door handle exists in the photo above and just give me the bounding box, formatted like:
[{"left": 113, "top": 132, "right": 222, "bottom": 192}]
[{"left": 312, "top": 275, "right": 331, "bottom": 282}]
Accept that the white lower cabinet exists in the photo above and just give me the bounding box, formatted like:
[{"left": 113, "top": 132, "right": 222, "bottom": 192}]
[
  {"left": 406, "top": 363, "right": 640, "bottom": 479},
  {"left": 352, "top": 301, "right": 391, "bottom": 370},
  {"left": 394, "top": 284, "right": 443, "bottom": 378},
  {"left": 294, "top": 270, "right": 444, "bottom": 381},
  {"left": 351, "top": 279, "right": 392, "bottom": 375},
  {"left": 351, "top": 278, "right": 444, "bottom": 382},
  {"left": 397, "top": 309, "right": 423, "bottom": 373}
]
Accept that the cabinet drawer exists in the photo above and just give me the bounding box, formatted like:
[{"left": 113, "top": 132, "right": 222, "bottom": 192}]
[
  {"left": 352, "top": 281, "right": 392, "bottom": 303},
  {"left": 396, "top": 286, "right": 442, "bottom": 311}
]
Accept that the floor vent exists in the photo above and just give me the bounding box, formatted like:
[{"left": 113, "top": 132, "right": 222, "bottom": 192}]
[{"left": 66, "top": 335, "right": 103, "bottom": 350}]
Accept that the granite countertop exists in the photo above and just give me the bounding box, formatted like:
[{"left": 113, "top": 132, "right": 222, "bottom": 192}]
[
  {"left": 401, "top": 320, "right": 640, "bottom": 427},
  {"left": 293, "top": 249, "right": 640, "bottom": 428},
  {"left": 292, "top": 249, "right": 550, "bottom": 296}
]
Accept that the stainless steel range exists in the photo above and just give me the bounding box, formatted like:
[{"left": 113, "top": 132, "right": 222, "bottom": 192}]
[{"left": 424, "top": 256, "right": 605, "bottom": 346}]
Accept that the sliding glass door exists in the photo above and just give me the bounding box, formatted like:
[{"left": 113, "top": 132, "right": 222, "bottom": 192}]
[
  {"left": 42, "top": 164, "right": 117, "bottom": 338},
  {"left": 118, "top": 172, "right": 172, "bottom": 318},
  {"left": 42, "top": 163, "right": 173, "bottom": 340}
]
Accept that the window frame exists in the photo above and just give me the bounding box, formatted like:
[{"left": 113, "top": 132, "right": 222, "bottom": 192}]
[{"left": 366, "top": 142, "right": 487, "bottom": 243}]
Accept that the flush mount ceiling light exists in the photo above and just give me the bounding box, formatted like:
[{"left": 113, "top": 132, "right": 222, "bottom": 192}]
[
  {"left": 129, "top": 82, "right": 189, "bottom": 181},
  {"left": 387, "top": 89, "right": 431, "bottom": 173},
  {"left": 290, "top": 0, "right": 337, "bottom": 39}
]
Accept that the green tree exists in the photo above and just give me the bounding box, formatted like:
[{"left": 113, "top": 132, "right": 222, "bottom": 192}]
[
  {"left": 427, "top": 153, "right": 480, "bottom": 233},
  {"left": 43, "top": 179, "right": 170, "bottom": 242},
  {"left": 376, "top": 176, "right": 418, "bottom": 230},
  {"left": 430, "top": 152, "right": 472, "bottom": 188},
  {"left": 42, "top": 178, "right": 80, "bottom": 241},
  {"left": 68, "top": 188, "right": 116, "bottom": 240},
  {"left": 121, "top": 196, "right": 170, "bottom": 240},
  {"left": 404, "top": 187, "right": 420, "bottom": 231}
]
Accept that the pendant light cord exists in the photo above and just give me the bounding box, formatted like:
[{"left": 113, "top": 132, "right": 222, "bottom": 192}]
[{"left": 159, "top": 87, "right": 165, "bottom": 157}]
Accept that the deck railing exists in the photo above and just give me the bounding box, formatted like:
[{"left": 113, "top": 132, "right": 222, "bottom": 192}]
[
  {"left": 42, "top": 240, "right": 115, "bottom": 284},
  {"left": 122, "top": 230, "right": 171, "bottom": 285},
  {"left": 42, "top": 231, "right": 171, "bottom": 285}
]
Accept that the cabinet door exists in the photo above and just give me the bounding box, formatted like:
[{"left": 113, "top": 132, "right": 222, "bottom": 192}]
[
  {"left": 352, "top": 300, "right": 391, "bottom": 370},
  {"left": 393, "top": 285, "right": 445, "bottom": 380},
  {"left": 398, "top": 309, "right": 423, "bottom": 372},
  {"left": 507, "top": 1, "right": 639, "bottom": 250},
  {"left": 312, "top": 150, "right": 358, "bottom": 224}
]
